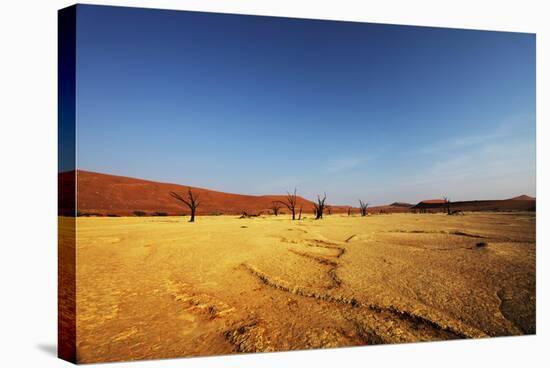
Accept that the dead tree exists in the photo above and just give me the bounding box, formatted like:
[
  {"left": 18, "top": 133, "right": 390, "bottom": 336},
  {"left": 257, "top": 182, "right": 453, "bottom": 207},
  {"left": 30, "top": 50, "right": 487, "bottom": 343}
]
[
  {"left": 347, "top": 207, "right": 352, "bottom": 216},
  {"left": 298, "top": 205, "right": 303, "bottom": 220},
  {"left": 327, "top": 206, "right": 332, "bottom": 215},
  {"left": 269, "top": 201, "right": 282, "bottom": 216},
  {"left": 240, "top": 211, "right": 261, "bottom": 218},
  {"left": 359, "top": 200, "right": 369, "bottom": 217},
  {"left": 443, "top": 196, "right": 451, "bottom": 215},
  {"left": 170, "top": 188, "right": 201, "bottom": 222},
  {"left": 276, "top": 188, "right": 299, "bottom": 220},
  {"left": 313, "top": 193, "right": 327, "bottom": 220}
]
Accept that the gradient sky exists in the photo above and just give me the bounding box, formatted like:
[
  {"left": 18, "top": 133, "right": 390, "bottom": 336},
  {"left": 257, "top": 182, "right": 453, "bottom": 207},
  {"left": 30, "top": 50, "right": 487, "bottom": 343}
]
[{"left": 75, "top": 5, "right": 536, "bottom": 206}]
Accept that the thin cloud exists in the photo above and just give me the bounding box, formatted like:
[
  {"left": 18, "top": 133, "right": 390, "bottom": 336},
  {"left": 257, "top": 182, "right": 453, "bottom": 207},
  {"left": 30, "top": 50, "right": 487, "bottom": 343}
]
[
  {"left": 419, "top": 113, "right": 535, "bottom": 155},
  {"left": 326, "top": 157, "right": 368, "bottom": 173},
  {"left": 402, "top": 138, "right": 535, "bottom": 200}
]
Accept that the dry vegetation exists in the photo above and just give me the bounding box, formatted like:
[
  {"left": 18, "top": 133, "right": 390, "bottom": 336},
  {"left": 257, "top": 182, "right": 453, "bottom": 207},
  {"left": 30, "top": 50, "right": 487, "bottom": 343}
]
[{"left": 63, "top": 211, "right": 535, "bottom": 363}]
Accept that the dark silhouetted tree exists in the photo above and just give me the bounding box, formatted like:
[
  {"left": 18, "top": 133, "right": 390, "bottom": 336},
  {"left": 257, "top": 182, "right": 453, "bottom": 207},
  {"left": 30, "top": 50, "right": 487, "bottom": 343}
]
[
  {"left": 276, "top": 188, "right": 299, "bottom": 220},
  {"left": 313, "top": 193, "right": 327, "bottom": 220},
  {"left": 359, "top": 200, "right": 369, "bottom": 217},
  {"left": 170, "top": 188, "right": 201, "bottom": 222},
  {"left": 269, "top": 201, "right": 282, "bottom": 216},
  {"left": 443, "top": 196, "right": 451, "bottom": 215},
  {"left": 298, "top": 205, "right": 303, "bottom": 220}
]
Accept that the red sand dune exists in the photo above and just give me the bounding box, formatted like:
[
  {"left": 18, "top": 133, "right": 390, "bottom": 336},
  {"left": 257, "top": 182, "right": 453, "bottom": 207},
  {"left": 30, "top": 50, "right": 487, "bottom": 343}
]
[
  {"left": 58, "top": 170, "right": 536, "bottom": 216},
  {"left": 367, "top": 204, "right": 413, "bottom": 214},
  {"left": 418, "top": 199, "right": 448, "bottom": 204},
  {"left": 508, "top": 195, "right": 535, "bottom": 201},
  {"left": 60, "top": 170, "right": 353, "bottom": 216},
  {"left": 410, "top": 198, "right": 535, "bottom": 212},
  {"left": 389, "top": 202, "right": 414, "bottom": 208},
  {"left": 368, "top": 202, "right": 414, "bottom": 214}
]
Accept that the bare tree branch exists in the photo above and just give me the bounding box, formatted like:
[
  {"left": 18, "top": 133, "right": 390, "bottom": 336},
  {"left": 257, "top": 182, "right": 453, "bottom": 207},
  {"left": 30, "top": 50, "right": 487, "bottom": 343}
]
[
  {"left": 443, "top": 196, "right": 451, "bottom": 215},
  {"left": 358, "top": 200, "right": 369, "bottom": 217},
  {"left": 275, "top": 188, "right": 298, "bottom": 220},
  {"left": 313, "top": 193, "right": 327, "bottom": 220},
  {"left": 269, "top": 201, "right": 282, "bottom": 216},
  {"left": 170, "top": 187, "right": 201, "bottom": 222}
]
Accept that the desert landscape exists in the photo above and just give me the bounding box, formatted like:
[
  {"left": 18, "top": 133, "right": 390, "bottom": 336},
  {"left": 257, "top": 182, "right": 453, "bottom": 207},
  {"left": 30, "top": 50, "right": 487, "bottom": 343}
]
[
  {"left": 60, "top": 172, "right": 535, "bottom": 363},
  {"left": 60, "top": 171, "right": 536, "bottom": 216},
  {"left": 58, "top": 6, "right": 536, "bottom": 363}
]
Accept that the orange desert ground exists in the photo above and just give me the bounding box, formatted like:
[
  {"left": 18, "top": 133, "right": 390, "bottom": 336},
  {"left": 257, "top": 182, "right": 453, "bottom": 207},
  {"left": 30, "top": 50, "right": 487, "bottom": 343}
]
[{"left": 59, "top": 172, "right": 536, "bottom": 363}]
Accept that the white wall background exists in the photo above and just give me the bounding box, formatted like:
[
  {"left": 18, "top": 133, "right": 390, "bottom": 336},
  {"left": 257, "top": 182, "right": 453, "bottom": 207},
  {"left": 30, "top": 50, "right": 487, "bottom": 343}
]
[{"left": 0, "top": 0, "right": 547, "bottom": 366}]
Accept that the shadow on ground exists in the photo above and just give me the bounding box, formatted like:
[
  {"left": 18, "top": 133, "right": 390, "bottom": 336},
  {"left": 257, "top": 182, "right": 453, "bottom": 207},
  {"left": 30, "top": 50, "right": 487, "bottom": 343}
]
[{"left": 36, "top": 344, "right": 57, "bottom": 357}]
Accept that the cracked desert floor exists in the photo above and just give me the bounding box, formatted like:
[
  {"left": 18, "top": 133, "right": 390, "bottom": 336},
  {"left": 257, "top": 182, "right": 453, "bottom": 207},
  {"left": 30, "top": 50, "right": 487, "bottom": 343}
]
[{"left": 65, "top": 212, "right": 536, "bottom": 363}]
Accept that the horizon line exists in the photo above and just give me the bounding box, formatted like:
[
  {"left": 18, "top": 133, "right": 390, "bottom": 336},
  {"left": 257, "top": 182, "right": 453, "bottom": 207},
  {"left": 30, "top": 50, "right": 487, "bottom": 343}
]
[{"left": 59, "top": 168, "right": 536, "bottom": 207}]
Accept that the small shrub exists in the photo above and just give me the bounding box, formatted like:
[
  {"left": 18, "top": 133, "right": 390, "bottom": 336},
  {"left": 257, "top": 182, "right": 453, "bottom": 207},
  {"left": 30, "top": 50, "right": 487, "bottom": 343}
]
[
  {"left": 78, "top": 212, "right": 102, "bottom": 217},
  {"left": 153, "top": 212, "right": 168, "bottom": 216},
  {"left": 133, "top": 210, "right": 147, "bottom": 217}
]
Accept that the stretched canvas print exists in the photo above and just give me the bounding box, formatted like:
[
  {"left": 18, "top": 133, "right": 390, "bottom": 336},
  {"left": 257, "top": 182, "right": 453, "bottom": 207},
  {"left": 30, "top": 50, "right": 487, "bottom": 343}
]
[{"left": 58, "top": 4, "right": 536, "bottom": 364}]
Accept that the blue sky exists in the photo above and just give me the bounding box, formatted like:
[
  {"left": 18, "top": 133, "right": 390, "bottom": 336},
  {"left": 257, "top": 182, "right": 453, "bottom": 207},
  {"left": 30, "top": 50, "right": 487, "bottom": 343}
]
[{"left": 75, "top": 5, "right": 535, "bottom": 205}]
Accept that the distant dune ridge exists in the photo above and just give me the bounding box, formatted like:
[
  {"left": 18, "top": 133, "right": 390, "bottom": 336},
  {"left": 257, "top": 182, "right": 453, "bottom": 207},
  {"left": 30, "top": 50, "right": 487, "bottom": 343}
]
[
  {"left": 410, "top": 198, "right": 535, "bottom": 212},
  {"left": 60, "top": 170, "right": 349, "bottom": 216},
  {"left": 508, "top": 195, "right": 535, "bottom": 201},
  {"left": 58, "top": 170, "right": 535, "bottom": 216},
  {"left": 389, "top": 202, "right": 414, "bottom": 208}
]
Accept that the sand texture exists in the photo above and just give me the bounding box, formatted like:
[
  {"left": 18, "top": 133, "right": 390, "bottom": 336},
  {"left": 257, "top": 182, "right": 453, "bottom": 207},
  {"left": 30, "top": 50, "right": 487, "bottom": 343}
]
[{"left": 63, "top": 212, "right": 535, "bottom": 363}]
